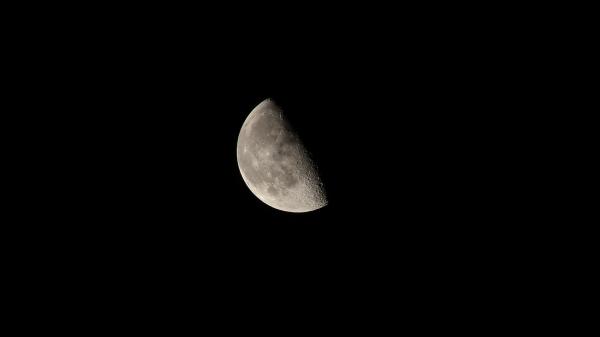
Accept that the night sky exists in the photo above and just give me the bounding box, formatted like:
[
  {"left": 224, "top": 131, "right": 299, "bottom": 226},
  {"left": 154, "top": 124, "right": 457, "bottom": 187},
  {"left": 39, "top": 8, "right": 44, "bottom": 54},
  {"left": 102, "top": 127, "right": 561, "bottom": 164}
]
[
  {"left": 11, "top": 6, "right": 530, "bottom": 320},
  {"left": 43, "top": 39, "right": 502, "bottom": 274}
]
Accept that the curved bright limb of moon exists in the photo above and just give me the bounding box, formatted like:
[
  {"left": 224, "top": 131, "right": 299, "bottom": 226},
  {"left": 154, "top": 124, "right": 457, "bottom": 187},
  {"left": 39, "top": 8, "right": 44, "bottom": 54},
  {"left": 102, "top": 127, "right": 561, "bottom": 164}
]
[{"left": 236, "top": 99, "right": 327, "bottom": 213}]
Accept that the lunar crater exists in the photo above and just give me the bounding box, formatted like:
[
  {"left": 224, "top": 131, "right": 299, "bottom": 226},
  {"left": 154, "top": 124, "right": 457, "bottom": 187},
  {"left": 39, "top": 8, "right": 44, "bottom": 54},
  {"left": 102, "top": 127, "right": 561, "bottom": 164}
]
[{"left": 237, "top": 98, "right": 327, "bottom": 213}]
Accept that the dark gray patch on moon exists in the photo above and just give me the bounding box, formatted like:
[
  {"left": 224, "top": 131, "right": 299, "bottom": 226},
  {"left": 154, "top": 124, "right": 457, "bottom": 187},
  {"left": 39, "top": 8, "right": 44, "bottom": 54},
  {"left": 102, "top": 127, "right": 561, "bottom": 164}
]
[{"left": 237, "top": 98, "right": 327, "bottom": 213}]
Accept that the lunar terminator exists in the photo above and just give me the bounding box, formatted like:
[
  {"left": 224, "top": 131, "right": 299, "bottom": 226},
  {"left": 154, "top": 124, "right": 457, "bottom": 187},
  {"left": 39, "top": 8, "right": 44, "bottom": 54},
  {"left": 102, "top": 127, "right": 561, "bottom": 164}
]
[{"left": 237, "top": 99, "right": 327, "bottom": 212}]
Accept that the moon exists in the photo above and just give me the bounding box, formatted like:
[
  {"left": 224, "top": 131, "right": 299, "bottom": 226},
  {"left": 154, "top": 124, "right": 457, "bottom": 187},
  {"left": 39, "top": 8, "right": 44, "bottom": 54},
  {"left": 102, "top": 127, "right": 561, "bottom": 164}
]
[{"left": 237, "top": 98, "right": 327, "bottom": 213}]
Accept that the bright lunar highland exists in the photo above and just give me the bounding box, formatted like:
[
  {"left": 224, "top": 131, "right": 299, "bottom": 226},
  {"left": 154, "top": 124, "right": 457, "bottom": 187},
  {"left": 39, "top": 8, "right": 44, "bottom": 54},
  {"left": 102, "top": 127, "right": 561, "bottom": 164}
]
[{"left": 237, "top": 99, "right": 327, "bottom": 213}]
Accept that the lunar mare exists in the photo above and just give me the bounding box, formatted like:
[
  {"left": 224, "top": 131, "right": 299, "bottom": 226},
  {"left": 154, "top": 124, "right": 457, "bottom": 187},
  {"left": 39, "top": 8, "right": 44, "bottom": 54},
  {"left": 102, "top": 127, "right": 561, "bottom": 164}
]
[{"left": 237, "top": 99, "right": 327, "bottom": 213}]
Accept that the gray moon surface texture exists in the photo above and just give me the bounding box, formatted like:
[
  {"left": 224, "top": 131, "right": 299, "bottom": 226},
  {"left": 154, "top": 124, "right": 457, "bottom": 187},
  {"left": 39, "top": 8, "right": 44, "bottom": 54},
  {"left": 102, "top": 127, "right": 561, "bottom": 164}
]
[{"left": 237, "top": 99, "right": 327, "bottom": 213}]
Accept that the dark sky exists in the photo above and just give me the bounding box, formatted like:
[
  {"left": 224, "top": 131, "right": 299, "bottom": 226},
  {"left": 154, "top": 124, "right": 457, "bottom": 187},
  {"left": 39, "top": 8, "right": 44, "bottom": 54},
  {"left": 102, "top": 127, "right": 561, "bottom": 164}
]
[
  {"left": 43, "top": 38, "right": 503, "bottom": 267},
  {"left": 11, "top": 7, "right": 533, "bottom": 315}
]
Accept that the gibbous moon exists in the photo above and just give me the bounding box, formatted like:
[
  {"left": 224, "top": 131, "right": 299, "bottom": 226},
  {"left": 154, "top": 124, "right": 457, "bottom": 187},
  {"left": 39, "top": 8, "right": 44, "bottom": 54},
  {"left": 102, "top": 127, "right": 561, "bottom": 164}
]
[{"left": 237, "top": 99, "right": 327, "bottom": 213}]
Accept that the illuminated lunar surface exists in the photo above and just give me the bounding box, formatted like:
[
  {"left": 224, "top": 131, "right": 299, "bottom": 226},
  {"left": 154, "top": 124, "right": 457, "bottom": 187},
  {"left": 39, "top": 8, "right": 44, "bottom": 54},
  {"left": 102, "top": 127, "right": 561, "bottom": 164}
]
[{"left": 237, "top": 99, "right": 327, "bottom": 213}]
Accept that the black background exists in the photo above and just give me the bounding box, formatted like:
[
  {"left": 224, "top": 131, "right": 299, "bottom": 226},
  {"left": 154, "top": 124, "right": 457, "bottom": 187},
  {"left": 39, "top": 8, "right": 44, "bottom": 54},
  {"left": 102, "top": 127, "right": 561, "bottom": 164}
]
[{"left": 8, "top": 5, "right": 542, "bottom": 320}]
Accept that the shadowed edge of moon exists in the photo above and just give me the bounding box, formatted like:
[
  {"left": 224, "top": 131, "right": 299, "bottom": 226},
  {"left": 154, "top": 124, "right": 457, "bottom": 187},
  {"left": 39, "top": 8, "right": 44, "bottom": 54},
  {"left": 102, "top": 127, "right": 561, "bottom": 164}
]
[{"left": 237, "top": 99, "right": 327, "bottom": 213}]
